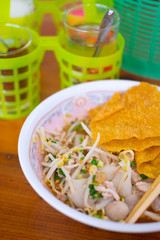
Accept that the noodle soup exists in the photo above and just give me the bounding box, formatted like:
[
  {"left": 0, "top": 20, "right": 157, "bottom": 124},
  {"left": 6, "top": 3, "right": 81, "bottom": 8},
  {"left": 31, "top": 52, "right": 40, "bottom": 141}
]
[{"left": 33, "top": 111, "right": 160, "bottom": 222}]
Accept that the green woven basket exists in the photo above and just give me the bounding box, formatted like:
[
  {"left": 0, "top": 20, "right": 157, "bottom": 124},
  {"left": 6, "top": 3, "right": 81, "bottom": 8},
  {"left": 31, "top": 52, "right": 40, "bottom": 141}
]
[
  {"left": 114, "top": 0, "right": 160, "bottom": 80},
  {"left": 52, "top": 34, "right": 124, "bottom": 88}
]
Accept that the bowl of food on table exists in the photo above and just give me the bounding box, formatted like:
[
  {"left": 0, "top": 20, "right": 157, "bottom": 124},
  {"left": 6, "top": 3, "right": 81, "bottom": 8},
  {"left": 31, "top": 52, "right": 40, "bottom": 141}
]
[{"left": 18, "top": 80, "right": 160, "bottom": 233}]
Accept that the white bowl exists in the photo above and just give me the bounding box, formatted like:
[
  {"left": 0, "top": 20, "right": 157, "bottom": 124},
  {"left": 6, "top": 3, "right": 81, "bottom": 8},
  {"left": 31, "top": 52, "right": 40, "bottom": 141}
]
[{"left": 18, "top": 80, "right": 160, "bottom": 233}]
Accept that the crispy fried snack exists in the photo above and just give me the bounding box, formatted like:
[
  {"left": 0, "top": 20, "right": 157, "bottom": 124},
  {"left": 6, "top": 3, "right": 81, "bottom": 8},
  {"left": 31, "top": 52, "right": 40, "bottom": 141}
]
[
  {"left": 90, "top": 82, "right": 160, "bottom": 145},
  {"left": 135, "top": 146, "right": 160, "bottom": 178},
  {"left": 89, "top": 82, "right": 160, "bottom": 178}
]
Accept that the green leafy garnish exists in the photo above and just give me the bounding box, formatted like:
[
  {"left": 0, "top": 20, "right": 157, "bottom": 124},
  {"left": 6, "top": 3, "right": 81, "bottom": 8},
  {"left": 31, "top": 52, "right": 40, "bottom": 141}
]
[
  {"left": 46, "top": 138, "right": 51, "bottom": 142},
  {"left": 118, "top": 157, "right": 122, "bottom": 162},
  {"left": 92, "top": 175, "right": 96, "bottom": 180},
  {"left": 92, "top": 182, "right": 99, "bottom": 186},
  {"left": 68, "top": 156, "right": 71, "bottom": 159},
  {"left": 89, "top": 184, "right": 102, "bottom": 199},
  {"left": 89, "top": 187, "right": 96, "bottom": 197},
  {"left": 80, "top": 169, "right": 87, "bottom": 173},
  {"left": 95, "top": 193, "right": 103, "bottom": 198},
  {"left": 80, "top": 149, "right": 84, "bottom": 153},
  {"left": 130, "top": 161, "right": 136, "bottom": 167},
  {"left": 91, "top": 158, "right": 98, "bottom": 166},
  {"left": 140, "top": 174, "right": 148, "bottom": 180},
  {"left": 79, "top": 136, "right": 83, "bottom": 142},
  {"left": 80, "top": 156, "right": 85, "bottom": 160},
  {"left": 93, "top": 214, "right": 101, "bottom": 218},
  {"left": 59, "top": 168, "right": 65, "bottom": 177},
  {"left": 54, "top": 175, "right": 62, "bottom": 182}
]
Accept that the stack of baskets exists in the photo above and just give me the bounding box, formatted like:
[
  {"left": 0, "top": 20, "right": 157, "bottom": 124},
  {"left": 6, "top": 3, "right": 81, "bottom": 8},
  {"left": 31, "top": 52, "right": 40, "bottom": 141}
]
[{"left": 114, "top": 0, "right": 160, "bottom": 80}]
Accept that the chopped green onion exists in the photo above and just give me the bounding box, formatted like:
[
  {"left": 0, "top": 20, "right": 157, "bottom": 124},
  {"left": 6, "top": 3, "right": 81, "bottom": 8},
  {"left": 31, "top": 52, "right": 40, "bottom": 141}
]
[
  {"left": 97, "top": 160, "right": 104, "bottom": 168},
  {"left": 80, "top": 149, "right": 84, "bottom": 153},
  {"left": 89, "top": 184, "right": 96, "bottom": 198},
  {"left": 140, "top": 174, "right": 148, "bottom": 180},
  {"left": 54, "top": 175, "right": 62, "bottom": 181},
  {"left": 72, "top": 123, "right": 82, "bottom": 131},
  {"left": 91, "top": 158, "right": 98, "bottom": 166},
  {"left": 118, "top": 158, "right": 122, "bottom": 162},
  {"left": 95, "top": 193, "right": 103, "bottom": 198},
  {"left": 80, "top": 169, "right": 87, "bottom": 173},
  {"left": 92, "top": 182, "right": 99, "bottom": 186},
  {"left": 79, "top": 136, "right": 83, "bottom": 142},
  {"left": 92, "top": 175, "right": 96, "bottom": 180},
  {"left": 130, "top": 161, "right": 136, "bottom": 167},
  {"left": 80, "top": 156, "right": 85, "bottom": 160},
  {"left": 59, "top": 168, "right": 65, "bottom": 177},
  {"left": 93, "top": 214, "right": 101, "bottom": 218},
  {"left": 90, "top": 188, "right": 96, "bottom": 195},
  {"left": 51, "top": 140, "right": 57, "bottom": 143},
  {"left": 68, "top": 156, "right": 71, "bottom": 159},
  {"left": 46, "top": 138, "right": 51, "bottom": 142}
]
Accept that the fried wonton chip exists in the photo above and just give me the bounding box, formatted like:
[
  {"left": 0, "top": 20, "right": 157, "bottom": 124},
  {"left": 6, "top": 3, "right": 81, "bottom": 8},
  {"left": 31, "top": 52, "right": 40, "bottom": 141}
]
[
  {"left": 90, "top": 92, "right": 125, "bottom": 122},
  {"left": 89, "top": 103, "right": 105, "bottom": 118},
  {"left": 102, "top": 137, "right": 160, "bottom": 152},
  {"left": 90, "top": 82, "right": 160, "bottom": 145},
  {"left": 135, "top": 146, "right": 160, "bottom": 178}
]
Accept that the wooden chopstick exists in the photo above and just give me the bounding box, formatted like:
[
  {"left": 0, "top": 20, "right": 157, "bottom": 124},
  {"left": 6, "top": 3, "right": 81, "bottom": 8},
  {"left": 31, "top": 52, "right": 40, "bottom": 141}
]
[{"left": 125, "top": 174, "right": 160, "bottom": 224}]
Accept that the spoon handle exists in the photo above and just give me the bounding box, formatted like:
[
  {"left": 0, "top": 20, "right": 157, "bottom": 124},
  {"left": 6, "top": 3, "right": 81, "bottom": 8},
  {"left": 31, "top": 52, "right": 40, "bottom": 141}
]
[{"left": 93, "top": 9, "right": 114, "bottom": 57}]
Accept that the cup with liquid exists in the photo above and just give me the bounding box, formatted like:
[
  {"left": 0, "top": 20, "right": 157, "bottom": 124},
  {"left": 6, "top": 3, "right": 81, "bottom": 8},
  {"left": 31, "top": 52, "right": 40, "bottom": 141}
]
[
  {"left": 61, "top": 3, "right": 120, "bottom": 57},
  {"left": 0, "top": 23, "right": 41, "bottom": 119}
]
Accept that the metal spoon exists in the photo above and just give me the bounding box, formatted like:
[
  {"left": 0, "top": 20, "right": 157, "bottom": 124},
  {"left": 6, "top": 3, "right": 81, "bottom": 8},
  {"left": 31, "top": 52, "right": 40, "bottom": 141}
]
[
  {"left": 93, "top": 9, "right": 115, "bottom": 57},
  {"left": 0, "top": 36, "right": 9, "bottom": 53}
]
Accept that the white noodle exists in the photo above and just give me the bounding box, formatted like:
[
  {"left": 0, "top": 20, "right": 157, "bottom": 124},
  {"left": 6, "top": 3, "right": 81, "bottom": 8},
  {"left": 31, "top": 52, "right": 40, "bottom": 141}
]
[
  {"left": 64, "top": 164, "right": 79, "bottom": 169},
  {"left": 51, "top": 173, "right": 55, "bottom": 189},
  {"left": 45, "top": 164, "right": 58, "bottom": 179},
  {"left": 61, "top": 182, "right": 69, "bottom": 195},
  {"left": 68, "top": 121, "right": 81, "bottom": 134},
  {"left": 51, "top": 142, "right": 63, "bottom": 150},
  {"left": 46, "top": 128, "right": 62, "bottom": 135},
  {"left": 65, "top": 131, "right": 76, "bottom": 146},
  {"left": 59, "top": 131, "right": 66, "bottom": 142},
  {"left": 42, "top": 141, "right": 56, "bottom": 155},
  {"left": 72, "top": 133, "right": 100, "bottom": 178},
  {"left": 61, "top": 167, "right": 75, "bottom": 193},
  {"left": 48, "top": 153, "right": 56, "bottom": 161},
  {"left": 43, "top": 167, "right": 49, "bottom": 176},
  {"left": 81, "top": 122, "right": 92, "bottom": 138},
  {"left": 81, "top": 136, "right": 89, "bottom": 147},
  {"left": 84, "top": 174, "right": 93, "bottom": 207}
]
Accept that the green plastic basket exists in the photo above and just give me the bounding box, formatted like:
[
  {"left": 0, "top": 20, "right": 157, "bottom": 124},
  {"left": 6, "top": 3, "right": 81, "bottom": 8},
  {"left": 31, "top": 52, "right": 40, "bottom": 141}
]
[
  {"left": 114, "top": 0, "right": 160, "bottom": 80},
  {"left": 0, "top": 23, "right": 62, "bottom": 120},
  {"left": 51, "top": 34, "right": 124, "bottom": 88},
  {"left": 0, "top": 24, "right": 44, "bottom": 120}
]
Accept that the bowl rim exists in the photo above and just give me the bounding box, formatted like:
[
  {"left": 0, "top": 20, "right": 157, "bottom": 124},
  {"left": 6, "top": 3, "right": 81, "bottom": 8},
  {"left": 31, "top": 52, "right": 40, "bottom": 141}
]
[{"left": 18, "top": 79, "right": 160, "bottom": 233}]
